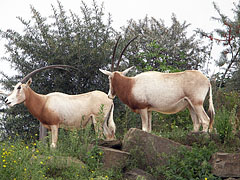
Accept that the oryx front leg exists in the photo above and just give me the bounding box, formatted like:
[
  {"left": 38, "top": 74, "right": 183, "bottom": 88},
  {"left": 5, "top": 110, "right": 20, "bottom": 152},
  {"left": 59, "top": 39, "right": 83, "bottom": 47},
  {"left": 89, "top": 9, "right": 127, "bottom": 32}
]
[
  {"left": 147, "top": 111, "right": 152, "bottom": 133},
  {"left": 139, "top": 109, "right": 149, "bottom": 132},
  {"left": 50, "top": 125, "right": 58, "bottom": 148}
]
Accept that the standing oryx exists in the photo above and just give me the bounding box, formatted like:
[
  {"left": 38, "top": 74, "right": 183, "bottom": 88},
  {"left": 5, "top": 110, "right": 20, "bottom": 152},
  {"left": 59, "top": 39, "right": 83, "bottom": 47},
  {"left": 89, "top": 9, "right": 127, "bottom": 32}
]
[
  {"left": 5, "top": 65, "right": 116, "bottom": 148},
  {"left": 100, "top": 37, "right": 215, "bottom": 133}
]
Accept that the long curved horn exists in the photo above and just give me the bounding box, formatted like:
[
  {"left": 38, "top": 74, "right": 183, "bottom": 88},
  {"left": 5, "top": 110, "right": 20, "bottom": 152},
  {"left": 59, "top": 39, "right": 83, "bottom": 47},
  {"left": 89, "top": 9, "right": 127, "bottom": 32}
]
[
  {"left": 111, "top": 36, "right": 121, "bottom": 72},
  {"left": 103, "top": 104, "right": 114, "bottom": 138},
  {"left": 115, "top": 36, "right": 138, "bottom": 70},
  {"left": 21, "top": 65, "right": 77, "bottom": 83}
]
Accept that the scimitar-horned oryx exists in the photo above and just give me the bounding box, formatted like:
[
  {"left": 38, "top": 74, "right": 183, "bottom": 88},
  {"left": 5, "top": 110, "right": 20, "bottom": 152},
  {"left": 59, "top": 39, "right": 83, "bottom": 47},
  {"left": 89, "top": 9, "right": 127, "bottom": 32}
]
[
  {"left": 99, "top": 37, "right": 215, "bottom": 133},
  {"left": 5, "top": 65, "right": 116, "bottom": 148}
]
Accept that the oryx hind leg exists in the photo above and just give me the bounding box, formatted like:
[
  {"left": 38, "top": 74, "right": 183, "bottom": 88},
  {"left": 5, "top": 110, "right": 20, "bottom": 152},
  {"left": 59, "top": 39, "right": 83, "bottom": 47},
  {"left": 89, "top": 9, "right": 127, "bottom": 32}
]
[
  {"left": 187, "top": 105, "right": 200, "bottom": 132},
  {"left": 194, "top": 105, "right": 210, "bottom": 132}
]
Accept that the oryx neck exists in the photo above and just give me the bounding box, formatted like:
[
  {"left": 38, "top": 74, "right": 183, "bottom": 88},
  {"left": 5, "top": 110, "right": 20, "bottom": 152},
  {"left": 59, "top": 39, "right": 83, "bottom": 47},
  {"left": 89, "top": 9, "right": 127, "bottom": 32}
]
[
  {"left": 24, "top": 87, "right": 46, "bottom": 117},
  {"left": 112, "top": 72, "right": 134, "bottom": 103}
]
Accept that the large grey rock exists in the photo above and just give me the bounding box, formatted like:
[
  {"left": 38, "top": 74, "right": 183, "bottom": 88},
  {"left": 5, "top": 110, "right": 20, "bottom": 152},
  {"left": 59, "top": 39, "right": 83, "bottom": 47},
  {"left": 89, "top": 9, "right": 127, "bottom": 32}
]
[
  {"left": 122, "top": 128, "right": 189, "bottom": 169},
  {"left": 99, "top": 146, "right": 130, "bottom": 169},
  {"left": 210, "top": 153, "right": 240, "bottom": 177},
  {"left": 124, "top": 168, "right": 155, "bottom": 180}
]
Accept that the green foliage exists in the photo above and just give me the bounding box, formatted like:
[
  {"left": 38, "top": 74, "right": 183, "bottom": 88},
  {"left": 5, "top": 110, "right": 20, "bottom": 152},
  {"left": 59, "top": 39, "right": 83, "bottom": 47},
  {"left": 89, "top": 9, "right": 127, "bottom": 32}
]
[
  {"left": 0, "top": 127, "right": 122, "bottom": 180},
  {"left": 214, "top": 105, "right": 238, "bottom": 143},
  {"left": 154, "top": 144, "right": 220, "bottom": 180},
  {"left": 121, "top": 15, "right": 210, "bottom": 72},
  {"left": 214, "top": 90, "right": 240, "bottom": 111},
  {"left": 152, "top": 110, "right": 193, "bottom": 135},
  {"left": 136, "top": 41, "right": 181, "bottom": 72},
  {"left": 114, "top": 105, "right": 141, "bottom": 138},
  {"left": 0, "top": 137, "right": 48, "bottom": 180}
]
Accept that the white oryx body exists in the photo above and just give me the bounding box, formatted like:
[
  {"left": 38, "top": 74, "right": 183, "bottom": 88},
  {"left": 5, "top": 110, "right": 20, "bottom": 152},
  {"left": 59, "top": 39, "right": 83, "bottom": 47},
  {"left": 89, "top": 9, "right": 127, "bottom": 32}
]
[
  {"left": 100, "top": 67, "right": 215, "bottom": 133},
  {"left": 5, "top": 79, "right": 116, "bottom": 148}
]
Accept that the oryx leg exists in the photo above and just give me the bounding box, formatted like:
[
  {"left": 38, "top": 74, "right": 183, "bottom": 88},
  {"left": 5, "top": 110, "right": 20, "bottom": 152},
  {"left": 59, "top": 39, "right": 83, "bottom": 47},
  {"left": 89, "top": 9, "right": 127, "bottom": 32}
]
[
  {"left": 147, "top": 111, "right": 152, "bottom": 133},
  {"left": 139, "top": 108, "right": 149, "bottom": 132},
  {"left": 187, "top": 105, "right": 200, "bottom": 132},
  {"left": 194, "top": 105, "right": 210, "bottom": 132},
  {"left": 50, "top": 125, "right": 58, "bottom": 148}
]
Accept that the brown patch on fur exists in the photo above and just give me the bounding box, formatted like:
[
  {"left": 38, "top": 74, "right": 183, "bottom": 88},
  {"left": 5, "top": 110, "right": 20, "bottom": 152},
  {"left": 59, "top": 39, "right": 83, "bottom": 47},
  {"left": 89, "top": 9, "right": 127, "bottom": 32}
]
[
  {"left": 24, "top": 88, "right": 60, "bottom": 127},
  {"left": 112, "top": 72, "right": 150, "bottom": 112}
]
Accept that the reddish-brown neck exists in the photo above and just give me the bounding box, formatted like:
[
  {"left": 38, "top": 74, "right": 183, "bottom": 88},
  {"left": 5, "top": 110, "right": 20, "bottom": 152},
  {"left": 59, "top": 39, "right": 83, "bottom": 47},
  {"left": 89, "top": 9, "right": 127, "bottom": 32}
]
[
  {"left": 112, "top": 72, "right": 134, "bottom": 106},
  {"left": 24, "top": 88, "right": 46, "bottom": 121},
  {"left": 112, "top": 72, "right": 150, "bottom": 112}
]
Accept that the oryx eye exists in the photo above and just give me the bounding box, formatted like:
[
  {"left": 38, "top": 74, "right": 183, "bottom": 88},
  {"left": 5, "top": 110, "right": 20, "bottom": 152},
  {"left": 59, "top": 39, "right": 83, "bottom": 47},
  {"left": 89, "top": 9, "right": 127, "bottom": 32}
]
[{"left": 17, "top": 86, "right": 21, "bottom": 90}]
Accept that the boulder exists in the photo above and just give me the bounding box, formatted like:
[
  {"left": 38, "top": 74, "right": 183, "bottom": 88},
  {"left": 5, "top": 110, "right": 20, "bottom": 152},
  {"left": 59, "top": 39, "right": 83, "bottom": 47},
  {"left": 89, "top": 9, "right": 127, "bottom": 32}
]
[
  {"left": 99, "top": 146, "right": 130, "bottom": 169},
  {"left": 124, "top": 168, "right": 155, "bottom": 180},
  {"left": 122, "top": 128, "right": 190, "bottom": 169},
  {"left": 210, "top": 153, "right": 240, "bottom": 177}
]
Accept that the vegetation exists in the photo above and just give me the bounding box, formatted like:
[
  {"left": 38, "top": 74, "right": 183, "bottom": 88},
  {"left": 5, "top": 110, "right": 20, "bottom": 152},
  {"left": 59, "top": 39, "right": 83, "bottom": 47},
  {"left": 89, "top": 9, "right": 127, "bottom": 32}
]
[
  {"left": 1, "top": 105, "right": 240, "bottom": 180},
  {"left": 0, "top": 127, "right": 122, "bottom": 180},
  {"left": 1, "top": 0, "right": 240, "bottom": 179}
]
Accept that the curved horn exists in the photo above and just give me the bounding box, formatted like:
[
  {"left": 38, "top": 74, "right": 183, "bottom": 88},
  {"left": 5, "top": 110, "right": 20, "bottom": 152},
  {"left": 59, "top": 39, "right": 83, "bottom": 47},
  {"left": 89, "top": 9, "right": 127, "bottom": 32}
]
[
  {"left": 111, "top": 36, "right": 121, "bottom": 72},
  {"left": 21, "top": 65, "right": 77, "bottom": 83},
  {"left": 103, "top": 104, "right": 113, "bottom": 137},
  {"left": 116, "top": 36, "right": 138, "bottom": 70}
]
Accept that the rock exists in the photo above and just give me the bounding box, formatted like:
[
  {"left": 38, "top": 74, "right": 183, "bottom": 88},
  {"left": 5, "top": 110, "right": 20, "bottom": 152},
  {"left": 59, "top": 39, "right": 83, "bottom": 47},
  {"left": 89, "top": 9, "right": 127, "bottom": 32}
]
[
  {"left": 124, "top": 168, "right": 155, "bottom": 180},
  {"left": 99, "top": 146, "right": 130, "bottom": 169},
  {"left": 210, "top": 153, "right": 240, "bottom": 177},
  {"left": 122, "top": 128, "right": 190, "bottom": 169}
]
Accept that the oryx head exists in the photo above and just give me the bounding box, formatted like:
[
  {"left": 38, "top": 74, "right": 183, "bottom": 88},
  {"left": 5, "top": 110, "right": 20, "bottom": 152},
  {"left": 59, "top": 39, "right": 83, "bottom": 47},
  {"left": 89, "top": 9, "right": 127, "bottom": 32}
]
[
  {"left": 5, "top": 79, "right": 32, "bottom": 107},
  {"left": 5, "top": 65, "right": 76, "bottom": 107},
  {"left": 99, "top": 36, "right": 137, "bottom": 99},
  {"left": 102, "top": 104, "right": 116, "bottom": 140}
]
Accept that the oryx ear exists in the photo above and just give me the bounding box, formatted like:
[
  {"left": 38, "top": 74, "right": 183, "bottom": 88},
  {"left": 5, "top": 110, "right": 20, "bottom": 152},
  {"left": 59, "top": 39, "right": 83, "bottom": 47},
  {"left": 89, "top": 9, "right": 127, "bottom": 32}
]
[
  {"left": 26, "top": 78, "right": 32, "bottom": 87},
  {"left": 99, "top": 69, "right": 113, "bottom": 77},
  {"left": 122, "top": 66, "right": 134, "bottom": 76}
]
